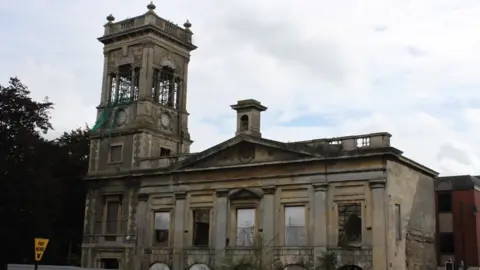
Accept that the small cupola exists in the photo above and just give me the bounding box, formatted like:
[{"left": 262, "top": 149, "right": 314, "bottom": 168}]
[{"left": 230, "top": 99, "right": 267, "bottom": 137}]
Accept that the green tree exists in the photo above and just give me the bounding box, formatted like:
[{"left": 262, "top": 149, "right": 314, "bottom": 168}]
[{"left": 0, "top": 77, "right": 89, "bottom": 266}]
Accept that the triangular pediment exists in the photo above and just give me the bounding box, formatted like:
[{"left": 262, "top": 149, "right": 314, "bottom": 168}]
[
  {"left": 229, "top": 188, "right": 263, "bottom": 200},
  {"left": 174, "top": 135, "right": 318, "bottom": 171}
]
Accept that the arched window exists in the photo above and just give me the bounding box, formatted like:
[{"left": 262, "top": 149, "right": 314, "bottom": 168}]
[
  {"left": 152, "top": 67, "right": 181, "bottom": 109},
  {"left": 189, "top": 264, "right": 211, "bottom": 270},
  {"left": 240, "top": 115, "right": 249, "bottom": 131},
  {"left": 109, "top": 65, "right": 140, "bottom": 104},
  {"left": 149, "top": 263, "right": 170, "bottom": 270},
  {"left": 283, "top": 265, "right": 305, "bottom": 270},
  {"left": 338, "top": 265, "right": 362, "bottom": 270}
]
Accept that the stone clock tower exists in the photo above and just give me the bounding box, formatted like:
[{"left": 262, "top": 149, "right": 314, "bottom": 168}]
[{"left": 88, "top": 3, "right": 196, "bottom": 173}]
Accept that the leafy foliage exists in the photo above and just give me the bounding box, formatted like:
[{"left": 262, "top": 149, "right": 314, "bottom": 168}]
[{"left": 0, "top": 78, "right": 90, "bottom": 266}]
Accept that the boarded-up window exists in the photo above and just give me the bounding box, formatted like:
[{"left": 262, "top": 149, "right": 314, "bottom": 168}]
[
  {"left": 193, "top": 209, "right": 210, "bottom": 246},
  {"left": 105, "top": 201, "right": 120, "bottom": 234},
  {"left": 109, "top": 145, "right": 122, "bottom": 163},
  {"left": 284, "top": 206, "right": 306, "bottom": 246},
  {"left": 154, "top": 212, "right": 170, "bottom": 245},
  {"left": 236, "top": 208, "right": 255, "bottom": 246},
  {"left": 395, "top": 204, "right": 401, "bottom": 240}
]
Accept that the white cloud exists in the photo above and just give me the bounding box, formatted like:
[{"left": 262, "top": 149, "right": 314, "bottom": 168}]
[{"left": 1, "top": 0, "right": 480, "bottom": 175}]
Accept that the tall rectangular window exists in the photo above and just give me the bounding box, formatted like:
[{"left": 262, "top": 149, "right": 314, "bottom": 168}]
[
  {"left": 284, "top": 206, "right": 307, "bottom": 246},
  {"left": 440, "top": 233, "right": 455, "bottom": 254},
  {"left": 438, "top": 192, "right": 452, "bottom": 212},
  {"left": 154, "top": 212, "right": 170, "bottom": 246},
  {"left": 192, "top": 209, "right": 210, "bottom": 246},
  {"left": 105, "top": 201, "right": 120, "bottom": 235},
  {"left": 395, "top": 204, "right": 401, "bottom": 240},
  {"left": 236, "top": 208, "right": 255, "bottom": 247},
  {"left": 338, "top": 203, "right": 362, "bottom": 247}
]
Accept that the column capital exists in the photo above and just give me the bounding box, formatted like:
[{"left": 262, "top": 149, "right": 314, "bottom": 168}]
[
  {"left": 137, "top": 193, "right": 149, "bottom": 201},
  {"left": 369, "top": 179, "right": 386, "bottom": 189},
  {"left": 174, "top": 191, "right": 186, "bottom": 200},
  {"left": 261, "top": 185, "right": 276, "bottom": 195},
  {"left": 216, "top": 189, "right": 229, "bottom": 197},
  {"left": 313, "top": 182, "right": 328, "bottom": 192}
]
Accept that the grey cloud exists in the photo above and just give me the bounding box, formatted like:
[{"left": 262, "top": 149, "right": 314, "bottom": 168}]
[
  {"left": 219, "top": 10, "right": 350, "bottom": 83},
  {"left": 437, "top": 143, "right": 471, "bottom": 166}
]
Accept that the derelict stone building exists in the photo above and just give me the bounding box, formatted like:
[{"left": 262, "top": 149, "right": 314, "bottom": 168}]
[{"left": 81, "top": 4, "right": 438, "bottom": 270}]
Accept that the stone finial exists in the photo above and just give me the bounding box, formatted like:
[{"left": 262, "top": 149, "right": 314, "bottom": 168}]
[
  {"left": 106, "top": 14, "right": 115, "bottom": 22},
  {"left": 183, "top": 19, "right": 192, "bottom": 29},
  {"left": 147, "top": 1, "right": 156, "bottom": 11}
]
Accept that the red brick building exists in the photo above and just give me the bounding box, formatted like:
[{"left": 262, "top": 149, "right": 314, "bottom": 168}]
[{"left": 435, "top": 175, "right": 480, "bottom": 269}]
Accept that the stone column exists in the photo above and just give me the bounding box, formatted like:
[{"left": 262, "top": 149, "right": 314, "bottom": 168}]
[
  {"left": 173, "top": 192, "right": 186, "bottom": 270},
  {"left": 214, "top": 189, "right": 229, "bottom": 267},
  {"left": 139, "top": 42, "right": 154, "bottom": 101},
  {"left": 261, "top": 186, "right": 276, "bottom": 245},
  {"left": 100, "top": 52, "right": 109, "bottom": 105},
  {"left": 313, "top": 183, "right": 328, "bottom": 267},
  {"left": 370, "top": 180, "right": 387, "bottom": 270},
  {"left": 135, "top": 193, "right": 149, "bottom": 270}
]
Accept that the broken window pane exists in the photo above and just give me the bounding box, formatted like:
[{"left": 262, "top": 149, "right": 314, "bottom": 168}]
[
  {"left": 193, "top": 209, "right": 210, "bottom": 246},
  {"left": 338, "top": 203, "right": 362, "bottom": 246},
  {"left": 284, "top": 206, "right": 306, "bottom": 246},
  {"left": 152, "top": 67, "right": 180, "bottom": 109},
  {"left": 117, "top": 65, "right": 132, "bottom": 103},
  {"left": 236, "top": 208, "right": 255, "bottom": 246},
  {"left": 105, "top": 201, "right": 120, "bottom": 234},
  {"left": 154, "top": 212, "right": 170, "bottom": 245}
]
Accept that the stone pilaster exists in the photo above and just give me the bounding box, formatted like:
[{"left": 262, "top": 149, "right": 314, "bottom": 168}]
[
  {"left": 135, "top": 193, "right": 149, "bottom": 270},
  {"left": 214, "top": 189, "right": 229, "bottom": 267},
  {"left": 261, "top": 186, "right": 276, "bottom": 245},
  {"left": 313, "top": 183, "right": 328, "bottom": 267},
  {"left": 139, "top": 42, "right": 154, "bottom": 101},
  {"left": 370, "top": 180, "right": 387, "bottom": 270},
  {"left": 173, "top": 192, "right": 186, "bottom": 270},
  {"left": 100, "top": 52, "right": 109, "bottom": 105}
]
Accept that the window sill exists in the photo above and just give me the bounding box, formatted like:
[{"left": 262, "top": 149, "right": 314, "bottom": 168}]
[{"left": 108, "top": 161, "right": 123, "bottom": 165}]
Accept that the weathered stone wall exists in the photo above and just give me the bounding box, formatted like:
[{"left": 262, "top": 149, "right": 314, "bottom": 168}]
[{"left": 386, "top": 161, "right": 436, "bottom": 270}]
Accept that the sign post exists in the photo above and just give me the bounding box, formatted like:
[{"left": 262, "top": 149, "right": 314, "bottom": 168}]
[{"left": 34, "top": 238, "right": 49, "bottom": 270}]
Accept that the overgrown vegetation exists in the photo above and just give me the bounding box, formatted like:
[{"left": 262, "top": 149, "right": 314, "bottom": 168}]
[{"left": 0, "top": 77, "right": 90, "bottom": 266}]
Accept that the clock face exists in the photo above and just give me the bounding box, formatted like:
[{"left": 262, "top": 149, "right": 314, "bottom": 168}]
[
  {"left": 116, "top": 109, "right": 127, "bottom": 126},
  {"left": 160, "top": 113, "right": 171, "bottom": 128}
]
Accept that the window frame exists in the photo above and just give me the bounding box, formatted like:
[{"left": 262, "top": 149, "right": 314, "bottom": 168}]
[
  {"left": 336, "top": 201, "right": 363, "bottom": 247},
  {"left": 152, "top": 210, "right": 173, "bottom": 246},
  {"left": 103, "top": 195, "right": 122, "bottom": 236},
  {"left": 282, "top": 204, "right": 308, "bottom": 246},
  {"left": 438, "top": 192, "right": 453, "bottom": 213},
  {"left": 231, "top": 204, "right": 259, "bottom": 247},
  {"left": 191, "top": 208, "right": 212, "bottom": 247},
  {"left": 108, "top": 143, "right": 124, "bottom": 164}
]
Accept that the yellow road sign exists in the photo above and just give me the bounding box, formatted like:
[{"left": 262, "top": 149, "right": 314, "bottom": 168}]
[{"left": 34, "top": 238, "right": 49, "bottom": 261}]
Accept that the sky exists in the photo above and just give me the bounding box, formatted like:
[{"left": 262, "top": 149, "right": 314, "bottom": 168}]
[{"left": 1, "top": 0, "right": 480, "bottom": 176}]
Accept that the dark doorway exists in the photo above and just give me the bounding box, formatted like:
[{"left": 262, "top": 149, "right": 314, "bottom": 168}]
[{"left": 100, "top": 258, "right": 119, "bottom": 269}]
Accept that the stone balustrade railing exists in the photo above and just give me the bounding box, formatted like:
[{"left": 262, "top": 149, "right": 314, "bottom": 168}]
[
  {"left": 103, "top": 13, "right": 193, "bottom": 44},
  {"left": 292, "top": 132, "right": 392, "bottom": 151}
]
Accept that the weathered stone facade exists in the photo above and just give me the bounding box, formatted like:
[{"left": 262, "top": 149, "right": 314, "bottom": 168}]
[{"left": 81, "top": 4, "right": 438, "bottom": 270}]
